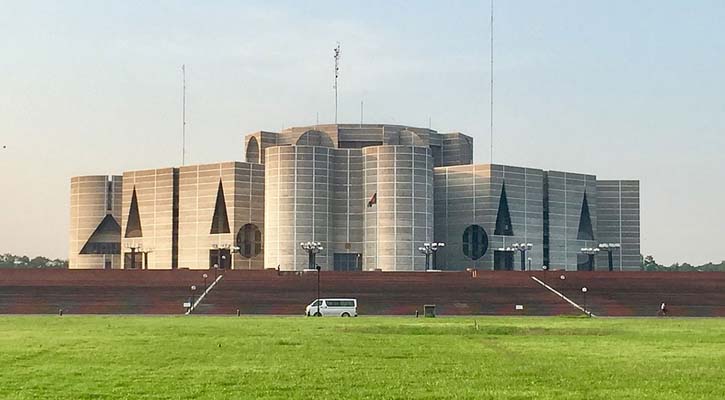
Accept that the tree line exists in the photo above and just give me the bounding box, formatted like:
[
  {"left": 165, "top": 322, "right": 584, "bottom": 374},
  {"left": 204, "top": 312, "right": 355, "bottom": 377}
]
[
  {"left": 0, "top": 253, "right": 68, "bottom": 269},
  {"left": 641, "top": 255, "right": 725, "bottom": 272}
]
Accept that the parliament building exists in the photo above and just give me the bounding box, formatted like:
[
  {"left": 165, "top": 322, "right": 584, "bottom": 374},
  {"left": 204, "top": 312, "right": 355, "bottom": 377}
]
[{"left": 69, "top": 124, "right": 640, "bottom": 272}]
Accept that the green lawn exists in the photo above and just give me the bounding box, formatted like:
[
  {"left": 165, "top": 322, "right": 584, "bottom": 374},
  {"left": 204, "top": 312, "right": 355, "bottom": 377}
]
[{"left": 0, "top": 316, "right": 723, "bottom": 399}]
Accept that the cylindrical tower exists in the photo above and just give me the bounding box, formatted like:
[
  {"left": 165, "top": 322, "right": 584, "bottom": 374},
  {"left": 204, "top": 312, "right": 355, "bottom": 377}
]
[
  {"left": 363, "top": 146, "right": 433, "bottom": 271},
  {"left": 69, "top": 175, "right": 122, "bottom": 269},
  {"left": 264, "top": 146, "right": 333, "bottom": 270}
]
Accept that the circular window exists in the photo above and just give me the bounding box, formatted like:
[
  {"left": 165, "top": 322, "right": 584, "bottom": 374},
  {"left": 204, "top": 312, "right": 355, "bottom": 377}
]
[
  {"left": 236, "top": 224, "right": 262, "bottom": 258},
  {"left": 462, "top": 225, "right": 488, "bottom": 260}
]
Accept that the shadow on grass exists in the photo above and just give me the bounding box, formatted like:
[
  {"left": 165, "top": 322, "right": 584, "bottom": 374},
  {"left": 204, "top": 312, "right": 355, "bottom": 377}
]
[{"left": 338, "top": 324, "right": 617, "bottom": 336}]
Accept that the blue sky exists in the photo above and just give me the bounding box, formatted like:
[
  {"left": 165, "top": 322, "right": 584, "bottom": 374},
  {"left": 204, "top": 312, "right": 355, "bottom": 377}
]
[{"left": 1, "top": 1, "right": 724, "bottom": 264}]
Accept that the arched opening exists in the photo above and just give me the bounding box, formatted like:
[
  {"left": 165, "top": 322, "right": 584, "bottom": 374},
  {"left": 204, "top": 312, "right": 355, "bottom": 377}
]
[
  {"left": 296, "top": 130, "right": 334, "bottom": 147},
  {"left": 246, "top": 137, "right": 260, "bottom": 163},
  {"left": 398, "top": 130, "right": 425, "bottom": 146},
  {"left": 236, "top": 223, "right": 262, "bottom": 258}
]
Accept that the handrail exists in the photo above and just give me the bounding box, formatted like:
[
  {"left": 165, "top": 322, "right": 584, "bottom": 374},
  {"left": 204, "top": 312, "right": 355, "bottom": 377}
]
[
  {"left": 186, "top": 274, "right": 223, "bottom": 315},
  {"left": 530, "top": 276, "right": 595, "bottom": 317}
]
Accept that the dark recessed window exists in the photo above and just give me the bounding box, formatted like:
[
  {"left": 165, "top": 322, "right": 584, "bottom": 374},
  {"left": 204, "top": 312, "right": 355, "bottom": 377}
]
[
  {"left": 124, "top": 187, "right": 142, "bottom": 238},
  {"left": 210, "top": 180, "right": 231, "bottom": 234},
  {"left": 80, "top": 214, "right": 121, "bottom": 255},
  {"left": 462, "top": 225, "right": 488, "bottom": 260},
  {"left": 106, "top": 180, "right": 113, "bottom": 212},
  {"left": 333, "top": 253, "right": 362, "bottom": 271},
  {"left": 494, "top": 250, "right": 514, "bottom": 271},
  {"left": 494, "top": 183, "right": 514, "bottom": 236},
  {"left": 246, "top": 137, "right": 260, "bottom": 163},
  {"left": 236, "top": 224, "right": 262, "bottom": 258},
  {"left": 577, "top": 192, "right": 595, "bottom": 240}
]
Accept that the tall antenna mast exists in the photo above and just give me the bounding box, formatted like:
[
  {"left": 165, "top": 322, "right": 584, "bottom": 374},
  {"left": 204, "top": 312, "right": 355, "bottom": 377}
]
[
  {"left": 360, "top": 100, "right": 363, "bottom": 127},
  {"left": 181, "top": 64, "right": 187, "bottom": 166},
  {"left": 333, "top": 42, "right": 341, "bottom": 124},
  {"left": 489, "top": 0, "right": 494, "bottom": 164}
]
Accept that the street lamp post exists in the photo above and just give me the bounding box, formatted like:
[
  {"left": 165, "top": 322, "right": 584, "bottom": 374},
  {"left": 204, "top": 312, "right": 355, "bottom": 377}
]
[
  {"left": 511, "top": 243, "right": 533, "bottom": 271},
  {"left": 229, "top": 245, "right": 240, "bottom": 269},
  {"left": 417, "top": 242, "right": 445, "bottom": 271},
  {"left": 316, "top": 265, "right": 321, "bottom": 316},
  {"left": 202, "top": 273, "right": 208, "bottom": 292},
  {"left": 300, "top": 242, "right": 324, "bottom": 316},
  {"left": 212, "top": 244, "right": 221, "bottom": 269},
  {"left": 598, "top": 243, "right": 621, "bottom": 271},
  {"left": 300, "top": 241, "right": 324, "bottom": 270},
  {"left": 580, "top": 248, "right": 600, "bottom": 271},
  {"left": 581, "top": 287, "right": 589, "bottom": 316},
  {"left": 140, "top": 248, "right": 153, "bottom": 270},
  {"left": 190, "top": 285, "right": 197, "bottom": 311}
]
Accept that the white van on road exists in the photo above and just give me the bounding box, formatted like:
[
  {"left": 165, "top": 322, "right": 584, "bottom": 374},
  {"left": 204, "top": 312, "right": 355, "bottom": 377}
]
[{"left": 305, "top": 298, "right": 358, "bottom": 317}]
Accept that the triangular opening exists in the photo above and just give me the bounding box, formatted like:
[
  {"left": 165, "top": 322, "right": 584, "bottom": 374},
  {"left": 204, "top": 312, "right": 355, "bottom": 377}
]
[
  {"left": 210, "top": 179, "right": 231, "bottom": 234},
  {"left": 124, "top": 187, "right": 143, "bottom": 238},
  {"left": 80, "top": 214, "right": 121, "bottom": 254},
  {"left": 494, "top": 183, "right": 514, "bottom": 236},
  {"left": 577, "top": 192, "right": 595, "bottom": 240}
]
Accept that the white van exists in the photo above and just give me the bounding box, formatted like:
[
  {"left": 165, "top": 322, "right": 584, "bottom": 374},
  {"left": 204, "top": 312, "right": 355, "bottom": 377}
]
[{"left": 305, "top": 298, "right": 358, "bottom": 317}]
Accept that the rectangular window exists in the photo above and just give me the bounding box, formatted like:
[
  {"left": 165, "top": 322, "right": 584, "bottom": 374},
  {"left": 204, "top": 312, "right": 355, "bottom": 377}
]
[{"left": 333, "top": 253, "right": 362, "bottom": 271}]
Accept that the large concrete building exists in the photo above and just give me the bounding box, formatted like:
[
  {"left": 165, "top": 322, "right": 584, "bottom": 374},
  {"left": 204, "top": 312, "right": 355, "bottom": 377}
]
[{"left": 69, "top": 124, "right": 640, "bottom": 271}]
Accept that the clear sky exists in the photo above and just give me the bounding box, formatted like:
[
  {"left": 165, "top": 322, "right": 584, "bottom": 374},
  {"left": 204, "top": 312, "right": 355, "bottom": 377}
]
[{"left": 1, "top": 1, "right": 724, "bottom": 265}]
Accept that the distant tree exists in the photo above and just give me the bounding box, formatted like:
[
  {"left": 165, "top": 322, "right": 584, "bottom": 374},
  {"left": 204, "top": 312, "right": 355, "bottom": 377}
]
[
  {"left": 0, "top": 253, "right": 16, "bottom": 267},
  {"left": 30, "top": 256, "right": 50, "bottom": 268},
  {"left": 642, "top": 255, "right": 660, "bottom": 271}
]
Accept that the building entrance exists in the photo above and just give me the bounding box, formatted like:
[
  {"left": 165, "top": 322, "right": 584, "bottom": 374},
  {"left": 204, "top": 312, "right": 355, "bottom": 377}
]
[
  {"left": 124, "top": 252, "right": 142, "bottom": 269},
  {"left": 577, "top": 254, "right": 594, "bottom": 271},
  {"left": 333, "top": 253, "right": 362, "bottom": 271},
  {"left": 209, "top": 249, "right": 231, "bottom": 269},
  {"left": 493, "top": 251, "right": 514, "bottom": 271}
]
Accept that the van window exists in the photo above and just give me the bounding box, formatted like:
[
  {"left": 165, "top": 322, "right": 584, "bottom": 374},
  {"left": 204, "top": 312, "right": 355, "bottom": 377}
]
[
  {"left": 324, "top": 300, "right": 355, "bottom": 307},
  {"left": 311, "top": 300, "right": 322, "bottom": 307}
]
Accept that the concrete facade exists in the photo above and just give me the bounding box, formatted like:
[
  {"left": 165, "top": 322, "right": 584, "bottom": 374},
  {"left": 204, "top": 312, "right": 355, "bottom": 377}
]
[
  {"left": 595, "top": 180, "right": 641, "bottom": 270},
  {"left": 543, "top": 171, "right": 600, "bottom": 270},
  {"left": 77, "top": 162, "right": 264, "bottom": 270},
  {"left": 70, "top": 124, "right": 640, "bottom": 272},
  {"left": 177, "top": 162, "right": 265, "bottom": 270},
  {"left": 363, "top": 145, "right": 434, "bottom": 271},
  {"left": 69, "top": 175, "right": 123, "bottom": 269},
  {"left": 120, "top": 168, "right": 175, "bottom": 270},
  {"left": 264, "top": 146, "right": 335, "bottom": 270},
  {"left": 433, "top": 164, "right": 544, "bottom": 270},
  {"left": 245, "top": 124, "right": 472, "bottom": 167}
]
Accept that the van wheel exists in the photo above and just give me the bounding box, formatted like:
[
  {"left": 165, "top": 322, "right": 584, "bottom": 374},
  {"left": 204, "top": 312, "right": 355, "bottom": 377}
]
[
  {"left": 314, "top": 312, "right": 322, "bottom": 317},
  {"left": 341, "top": 312, "right": 350, "bottom": 317}
]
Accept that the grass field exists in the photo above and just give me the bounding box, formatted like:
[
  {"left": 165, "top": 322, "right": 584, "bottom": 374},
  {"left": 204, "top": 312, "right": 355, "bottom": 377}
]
[{"left": 0, "top": 316, "right": 723, "bottom": 399}]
